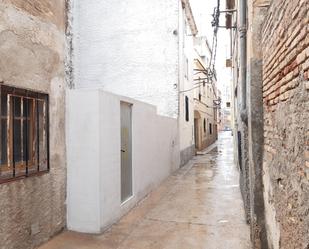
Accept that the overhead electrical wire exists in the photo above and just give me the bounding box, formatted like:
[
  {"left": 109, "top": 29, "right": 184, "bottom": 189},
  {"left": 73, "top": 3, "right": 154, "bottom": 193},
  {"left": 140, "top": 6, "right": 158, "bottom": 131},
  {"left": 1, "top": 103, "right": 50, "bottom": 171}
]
[{"left": 180, "top": 0, "right": 221, "bottom": 108}]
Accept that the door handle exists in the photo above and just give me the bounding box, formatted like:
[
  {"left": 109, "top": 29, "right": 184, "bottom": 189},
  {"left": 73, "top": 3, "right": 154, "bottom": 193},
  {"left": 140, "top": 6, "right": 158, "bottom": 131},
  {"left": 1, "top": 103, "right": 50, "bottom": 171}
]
[{"left": 121, "top": 149, "right": 126, "bottom": 153}]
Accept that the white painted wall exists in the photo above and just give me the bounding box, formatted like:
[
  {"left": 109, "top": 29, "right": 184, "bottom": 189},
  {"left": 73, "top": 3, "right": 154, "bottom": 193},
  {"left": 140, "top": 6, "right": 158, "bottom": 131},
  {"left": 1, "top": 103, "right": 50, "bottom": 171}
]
[
  {"left": 66, "top": 89, "right": 180, "bottom": 233},
  {"left": 73, "top": 0, "right": 180, "bottom": 118},
  {"left": 178, "top": 5, "right": 195, "bottom": 155}
]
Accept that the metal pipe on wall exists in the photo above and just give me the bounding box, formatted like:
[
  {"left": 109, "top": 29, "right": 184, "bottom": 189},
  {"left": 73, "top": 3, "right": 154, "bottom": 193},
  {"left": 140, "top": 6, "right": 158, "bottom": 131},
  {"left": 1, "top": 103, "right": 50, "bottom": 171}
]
[{"left": 239, "top": 0, "right": 247, "bottom": 124}]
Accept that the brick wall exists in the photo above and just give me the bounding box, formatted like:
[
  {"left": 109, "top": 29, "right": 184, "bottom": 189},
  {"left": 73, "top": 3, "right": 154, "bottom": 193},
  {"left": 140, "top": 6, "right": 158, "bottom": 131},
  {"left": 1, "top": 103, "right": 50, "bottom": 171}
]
[{"left": 262, "top": 0, "right": 309, "bottom": 248}]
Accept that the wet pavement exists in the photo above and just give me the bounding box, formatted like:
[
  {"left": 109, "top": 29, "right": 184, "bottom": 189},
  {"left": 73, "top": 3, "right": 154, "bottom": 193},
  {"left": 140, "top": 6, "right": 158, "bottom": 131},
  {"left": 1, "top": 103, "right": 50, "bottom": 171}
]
[{"left": 39, "top": 132, "right": 250, "bottom": 249}]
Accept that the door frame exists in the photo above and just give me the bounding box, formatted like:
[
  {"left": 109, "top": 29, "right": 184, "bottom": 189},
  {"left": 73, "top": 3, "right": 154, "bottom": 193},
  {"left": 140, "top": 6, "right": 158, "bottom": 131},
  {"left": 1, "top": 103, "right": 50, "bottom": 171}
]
[{"left": 120, "top": 101, "right": 133, "bottom": 203}]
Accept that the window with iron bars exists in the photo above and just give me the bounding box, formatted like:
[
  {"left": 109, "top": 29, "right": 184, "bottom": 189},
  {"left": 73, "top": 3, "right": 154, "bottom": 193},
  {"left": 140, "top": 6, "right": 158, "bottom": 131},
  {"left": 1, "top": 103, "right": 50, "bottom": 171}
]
[{"left": 0, "top": 85, "right": 49, "bottom": 184}]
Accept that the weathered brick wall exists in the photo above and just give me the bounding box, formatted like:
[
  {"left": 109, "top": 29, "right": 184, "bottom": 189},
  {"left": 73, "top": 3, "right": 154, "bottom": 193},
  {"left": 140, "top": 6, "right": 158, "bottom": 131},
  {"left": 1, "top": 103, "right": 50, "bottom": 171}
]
[
  {"left": 0, "top": 1, "right": 66, "bottom": 248},
  {"left": 262, "top": 0, "right": 309, "bottom": 248}
]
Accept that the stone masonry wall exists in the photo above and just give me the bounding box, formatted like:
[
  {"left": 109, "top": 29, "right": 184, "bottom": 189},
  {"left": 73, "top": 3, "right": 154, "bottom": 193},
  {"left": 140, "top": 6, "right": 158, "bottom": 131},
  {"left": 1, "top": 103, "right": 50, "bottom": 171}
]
[
  {"left": 262, "top": 0, "right": 309, "bottom": 248},
  {"left": 0, "top": 1, "right": 66, "bottom": 248}
]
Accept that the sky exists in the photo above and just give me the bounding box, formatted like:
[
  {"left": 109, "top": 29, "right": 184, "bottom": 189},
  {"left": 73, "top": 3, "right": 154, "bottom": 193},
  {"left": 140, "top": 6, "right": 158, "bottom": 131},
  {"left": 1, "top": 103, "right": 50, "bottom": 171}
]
[{"left": 190, "top": 0, "right": 232, "bottom": 103}]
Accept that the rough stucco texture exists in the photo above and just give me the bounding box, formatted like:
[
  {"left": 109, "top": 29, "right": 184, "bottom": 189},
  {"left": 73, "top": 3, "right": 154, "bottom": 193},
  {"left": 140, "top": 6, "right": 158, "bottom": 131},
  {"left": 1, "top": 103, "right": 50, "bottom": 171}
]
[
  {"left": 0, "top": 1, "right": 66, "bottom": 249},
  {"left": 262, "top": 0, "right": 309, "bottom": 248},
  {"left": 74, "top": 0, "right": 179, "bottom": 118}
]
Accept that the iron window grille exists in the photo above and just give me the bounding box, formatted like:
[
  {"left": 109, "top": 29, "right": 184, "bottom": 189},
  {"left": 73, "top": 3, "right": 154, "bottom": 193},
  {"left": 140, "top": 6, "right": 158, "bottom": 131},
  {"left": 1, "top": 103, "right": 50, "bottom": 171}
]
[{"left": 0, "top": 85, "right": 49, "bottom": 184}]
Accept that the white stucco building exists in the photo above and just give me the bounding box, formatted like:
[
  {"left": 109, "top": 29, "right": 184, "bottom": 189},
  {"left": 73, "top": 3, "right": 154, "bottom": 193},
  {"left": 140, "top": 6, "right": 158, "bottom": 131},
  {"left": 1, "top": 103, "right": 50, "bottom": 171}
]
[
  {"left": 67, "top": 0, "right": 198, "bottom": 233},
  {"left": 72, "top": 0, "right": 180, "bottom": 118},
  {"left": 178, "top": 1, "right": 198, "bottom": 166}
]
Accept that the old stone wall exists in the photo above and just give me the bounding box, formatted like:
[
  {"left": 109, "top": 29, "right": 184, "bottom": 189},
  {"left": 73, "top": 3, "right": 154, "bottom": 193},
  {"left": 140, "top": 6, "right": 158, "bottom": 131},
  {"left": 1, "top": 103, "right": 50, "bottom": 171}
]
[
  {"left": 0, "top": 1, "right": 66, "bottom": 248},
  {"left": 247, "top": 1, "right": 270, "bottom": 248},
  {"left": 262, "top": 0, "right": 309, "bottom": 248}
]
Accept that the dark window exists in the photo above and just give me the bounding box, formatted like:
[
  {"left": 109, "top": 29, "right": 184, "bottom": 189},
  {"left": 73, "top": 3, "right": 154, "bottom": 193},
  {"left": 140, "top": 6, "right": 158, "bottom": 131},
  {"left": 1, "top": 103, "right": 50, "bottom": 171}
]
[
  {"left": 203, "top": 119, "right": 206, "bottom": 133},
  {"left": 0, "top": 85, "right": 49, "bottom": 183},
  {"left": 185, "top": 96, "right": 189, "bottom": 122},
  {"left": 199, "top": 93, "right": 202, "bottom": 101},
  {"left": 238, "top": 131, "right": 242, "bottom": 170},
  {"left": 209, "top": 123, "right": 212, "bottom": 134},
  {"left": 226, "top": 102, "right": 231, "bottom": 108}
]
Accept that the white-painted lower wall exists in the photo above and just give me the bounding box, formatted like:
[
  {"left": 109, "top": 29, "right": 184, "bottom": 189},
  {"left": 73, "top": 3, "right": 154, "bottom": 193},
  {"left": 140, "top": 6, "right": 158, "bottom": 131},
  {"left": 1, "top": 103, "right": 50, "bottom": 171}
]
[{"left": 66, "top": 89, "right": 180, "bottom": 233}]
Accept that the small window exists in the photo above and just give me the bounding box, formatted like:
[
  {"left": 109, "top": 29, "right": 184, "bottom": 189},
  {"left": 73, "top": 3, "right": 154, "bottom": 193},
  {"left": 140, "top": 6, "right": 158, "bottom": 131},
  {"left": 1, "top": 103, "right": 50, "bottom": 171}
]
[
  {"left": 203, "top": 119, "right": 206, "bottom": 133},
  {"left": 226, "top": 102, "right": 231, "bottom": 108},
  {"left": 0, "top": 85, "right": 49, "bottom": 183},
  {"left": 209, "top": 123, "right": 212, "bottom": 135},
  {"left": 199, "top": 93, "right": 202, "bottom": 101},
  {"left": 185, "top": 96, "right": 189, "bottom": 122}
]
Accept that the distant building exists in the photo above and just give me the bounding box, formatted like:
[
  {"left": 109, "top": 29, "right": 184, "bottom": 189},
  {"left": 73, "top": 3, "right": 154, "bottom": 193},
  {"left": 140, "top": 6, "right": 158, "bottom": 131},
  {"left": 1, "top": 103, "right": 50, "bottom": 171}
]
[
  {"left": 192, "top": 37, "right": 218, "bottom": 151},
  {"left": 217, "top": 89, "right": 224, "bottom": 131},
  {"left": 222, "top": 99, "right": 232, "bottom": 131}
]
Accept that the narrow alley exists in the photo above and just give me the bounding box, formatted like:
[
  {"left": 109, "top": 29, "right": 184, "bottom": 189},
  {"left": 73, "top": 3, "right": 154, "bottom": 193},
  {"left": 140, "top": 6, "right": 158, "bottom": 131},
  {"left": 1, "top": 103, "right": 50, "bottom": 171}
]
[
  {"left": 1, "top": 0, "right": 308, "bottom": 248},
  {"left": 40, "top": 132, "right": 250, "bottom": 249}
]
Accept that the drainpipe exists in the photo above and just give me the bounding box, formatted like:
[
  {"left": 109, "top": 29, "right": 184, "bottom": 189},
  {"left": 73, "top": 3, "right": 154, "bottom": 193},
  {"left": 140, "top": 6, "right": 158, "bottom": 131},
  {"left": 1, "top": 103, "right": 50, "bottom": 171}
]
[{"left": 239, "top": 0, "right": 247, "bottom": 124}]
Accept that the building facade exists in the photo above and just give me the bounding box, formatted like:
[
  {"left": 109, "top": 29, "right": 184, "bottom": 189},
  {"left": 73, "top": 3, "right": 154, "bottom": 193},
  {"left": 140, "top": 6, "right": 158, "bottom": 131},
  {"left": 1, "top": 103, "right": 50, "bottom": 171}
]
[
  {"left": 0, "top": 1, "right": 66, "bottom": 248},
  {"left": 230, "top": 0, "right": 309, "bottom": 248},
  {"left": 66, "top": 0, "right": 198, "bottom": 233},
  {"left": 0, "top": 0, "right": 208, "bottom": 247},
  {"left": 193, "top": 38, "right": 218, "bottom": 151},
  {"left": 178, "top": 0, "right": 198, "bottom": 165}
]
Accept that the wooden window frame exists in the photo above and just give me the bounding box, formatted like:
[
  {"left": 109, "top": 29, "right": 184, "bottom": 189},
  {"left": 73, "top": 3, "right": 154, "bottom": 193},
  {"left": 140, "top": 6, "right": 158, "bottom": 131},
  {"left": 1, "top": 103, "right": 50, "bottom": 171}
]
[{"left": 0, "top": 85, "right": 49, "bottom": 184}]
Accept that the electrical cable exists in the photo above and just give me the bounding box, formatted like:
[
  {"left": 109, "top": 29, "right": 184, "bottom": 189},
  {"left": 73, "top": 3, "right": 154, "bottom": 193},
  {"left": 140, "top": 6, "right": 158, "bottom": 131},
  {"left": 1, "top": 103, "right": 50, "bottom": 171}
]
[{"left": 180, "top": 0, "right": 222, "bottom": 106}]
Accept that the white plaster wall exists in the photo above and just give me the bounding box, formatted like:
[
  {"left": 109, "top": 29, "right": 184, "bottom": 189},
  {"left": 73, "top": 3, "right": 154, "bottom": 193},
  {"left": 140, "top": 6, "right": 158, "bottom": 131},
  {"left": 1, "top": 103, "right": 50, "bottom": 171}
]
[
  {"left": 66, "top": 89, "right": 180, "bottom": 233},
  {"left": 66, "top": 90, "right": 101, "bottom": 233},
  {"left": 73, "top": 0, "right": 180, "bottom": 118},
  {"left": 178, "top": 5, "right": 195, "bottom": 153}
]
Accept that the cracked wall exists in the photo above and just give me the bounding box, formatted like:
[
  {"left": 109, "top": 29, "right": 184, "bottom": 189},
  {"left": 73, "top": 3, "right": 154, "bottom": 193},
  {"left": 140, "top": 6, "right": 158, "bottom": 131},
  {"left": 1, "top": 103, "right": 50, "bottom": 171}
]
[{"left": 0, "top": 1, "right": 66, "bottom": 248}]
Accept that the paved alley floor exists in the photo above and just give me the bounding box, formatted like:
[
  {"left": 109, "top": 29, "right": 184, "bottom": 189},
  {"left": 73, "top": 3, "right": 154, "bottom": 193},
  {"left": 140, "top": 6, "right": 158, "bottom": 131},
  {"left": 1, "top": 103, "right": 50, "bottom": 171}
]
[{"left": 39, "top": 132, "right": 250, "bottom": 249}]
